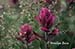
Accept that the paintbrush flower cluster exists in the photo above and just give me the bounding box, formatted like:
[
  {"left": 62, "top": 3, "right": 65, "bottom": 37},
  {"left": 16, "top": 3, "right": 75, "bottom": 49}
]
[{"left": 17, "top": 7, "right": 60, "bottom": 43}]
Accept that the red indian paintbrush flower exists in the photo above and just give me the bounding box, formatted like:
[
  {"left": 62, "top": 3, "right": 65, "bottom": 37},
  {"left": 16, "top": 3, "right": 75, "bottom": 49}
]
[
  {"left": 17, "top": 24, "right": 36, "bottom": 43},
  {"left": 35, "top": 7, "right": 56, "bottom": 32},
  {"left": 17, "top": 24, "right": 43, "bottom": 43}
]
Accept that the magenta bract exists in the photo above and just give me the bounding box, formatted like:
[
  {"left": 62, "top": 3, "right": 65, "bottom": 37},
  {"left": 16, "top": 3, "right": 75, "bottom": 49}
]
[
  {"left": 17, "top": 24, "right": 36, "bottom": 43},
  {"left": 51, "top": 28, "right": 59, "bottom": 35},
  {"left": 20, "top": 24, "right": 33, "bottom": 33},
  {"left": 35, "top": 7, "right": 56, "bottom": 32},
  {"left": 41, "top": 27, "right": 50, "bottom": 32}
]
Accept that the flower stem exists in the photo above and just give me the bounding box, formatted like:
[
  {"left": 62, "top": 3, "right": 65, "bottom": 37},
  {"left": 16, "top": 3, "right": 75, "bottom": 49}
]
[
  {"left": 26, "top": 42, "right": 29, "bottom": 49},
  {"left": 45, "top": 32, "right": 49, "bottom": 49}
]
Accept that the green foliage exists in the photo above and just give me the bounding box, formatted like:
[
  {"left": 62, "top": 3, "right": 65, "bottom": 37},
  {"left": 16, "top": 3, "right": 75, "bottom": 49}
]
[{"left": 0, "top": 0, "right": 75, "bottom": 49}]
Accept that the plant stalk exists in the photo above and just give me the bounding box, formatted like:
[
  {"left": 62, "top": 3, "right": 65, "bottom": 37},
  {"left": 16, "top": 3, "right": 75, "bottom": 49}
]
[{"left": 45, "top": 32, "right": 49, "bottom": 49}]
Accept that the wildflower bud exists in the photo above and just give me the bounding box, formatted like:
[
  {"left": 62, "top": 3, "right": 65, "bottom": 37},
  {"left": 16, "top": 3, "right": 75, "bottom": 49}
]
[{"left": 51, "top": 28, "right": 59, "bottom": 35}]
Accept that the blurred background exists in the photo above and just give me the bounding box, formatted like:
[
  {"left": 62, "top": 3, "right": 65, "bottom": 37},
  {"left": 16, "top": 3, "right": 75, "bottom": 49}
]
[{"left": 0, "top": 0, "right": 75, "bottom": 49}]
